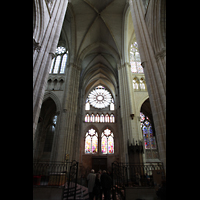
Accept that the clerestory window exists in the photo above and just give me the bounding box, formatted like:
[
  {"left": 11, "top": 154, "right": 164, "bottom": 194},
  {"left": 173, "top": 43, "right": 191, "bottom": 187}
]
[
  {"left": 49, "top": 46, "right": 68, "bottom": 74},
  {"left": 130, "top": 42, "right": 144, "bottom": 74}
]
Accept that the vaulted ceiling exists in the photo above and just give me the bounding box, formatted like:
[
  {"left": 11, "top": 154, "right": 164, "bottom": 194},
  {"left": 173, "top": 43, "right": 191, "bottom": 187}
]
[{"left": 61, "top": 0, "right": 129, "bottom": 96}]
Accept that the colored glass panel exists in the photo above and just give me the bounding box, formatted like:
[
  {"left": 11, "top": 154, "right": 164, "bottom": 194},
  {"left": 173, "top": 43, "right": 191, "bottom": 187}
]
[
  {"left": 92, "top": 136, "right": 98, "bottom": 153},
  {"left": 108, "top": 136, "right": 114, "bottom": 154},
  {"left": 101, "top": 136, "right": 107, "bottom": 154},
  {"left": 85, "top": 136, "right": 91, "bottom": 153}
]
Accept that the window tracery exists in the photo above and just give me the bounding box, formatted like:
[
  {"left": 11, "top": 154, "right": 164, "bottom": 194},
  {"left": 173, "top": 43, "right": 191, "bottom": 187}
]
[
  {"left": 101, "top": 128, "right": 114, "bottom": 154},
  {"left": 130, "top": 42, "right": 144, "bottom": 74},
  {"left": 49, "top": 46, "right": 68, "bottom": 74},
  {"left": 87, "top": 85, "right": 114, "bottom": 109},
  {"left": 85, "top": 128, "right": 98, "bottom": 154}
]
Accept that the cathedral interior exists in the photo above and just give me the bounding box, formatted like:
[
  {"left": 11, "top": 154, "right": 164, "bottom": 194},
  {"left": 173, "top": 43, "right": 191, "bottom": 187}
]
[{"left": 33, "top": 0, "right": 166, "bottom": 199}]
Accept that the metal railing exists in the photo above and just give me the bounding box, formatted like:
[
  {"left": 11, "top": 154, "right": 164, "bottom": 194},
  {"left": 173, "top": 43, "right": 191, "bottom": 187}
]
[
  {"left": 33, "top": 161, "right": 69, "bottom": 186},
  {"left": 33, "top": 160, "right": 79, "bottom": 200},
  {"left": 112, "top": 162, "right": 165, "bottom": 200}
]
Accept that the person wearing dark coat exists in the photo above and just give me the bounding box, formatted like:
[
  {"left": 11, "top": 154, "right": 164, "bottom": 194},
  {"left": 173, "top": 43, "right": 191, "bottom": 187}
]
[
  {"left": 100, "top": 170, "right": 112, "bottom": 200},
  {"left": 93, "top": 172, "right": 101, "bottom": 200}
]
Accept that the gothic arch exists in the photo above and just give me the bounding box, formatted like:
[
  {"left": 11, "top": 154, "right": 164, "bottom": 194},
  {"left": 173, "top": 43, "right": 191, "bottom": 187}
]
[
  {"left": 83, "top": 125, "right": 99, "bottom": 138},
  {"left": 99, "top": 125, "right": 115, "bottom": 135},
  {"left": 137, "top": 95, "right": 149, "bottom": 115},
  {"left": 43, "top": 92, "right": 61, "bottom": 113}
]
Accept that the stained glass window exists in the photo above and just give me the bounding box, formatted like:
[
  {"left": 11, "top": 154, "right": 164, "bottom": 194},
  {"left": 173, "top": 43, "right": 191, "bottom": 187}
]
[
  {"left": 130, "top": 42, "right": 144, "bottom": 74},
  {"left": 90, "top": 114, "right": 95, "bottom": 122},
  {"left": 87, "top": 85, "right": 114, "bottom": 109},
  {"left": 101, "top": 129, "right": 114, "bottom": 154},
  {"left": 110, "top": 114, "right": 115, "bottom": 123},
  {"left": 140, "top": 112, "right": 157, "bottom": 149},
  {"left": 85, "top": 128, "right": 98, "bottom": 154},
  {"left": 95, "top": 114, "right": 100, "bottom": 123},
  {"left": 133, "top": 78, "right": 139, "bottom": 90},
  {"left": 100, "top": 114, "right": 104, "bottom": 123},
  {"left": 49, "top": 46, "right": 68, "bottom": 74},
  {"left": 105, "top": 114, "right": 109, "bottom": 123},
  {"left": 140, "top": 78, "right": 146, "bottom": 90},
  {"left": 85, "top": 114, "right": 90, "bottom": 122}
]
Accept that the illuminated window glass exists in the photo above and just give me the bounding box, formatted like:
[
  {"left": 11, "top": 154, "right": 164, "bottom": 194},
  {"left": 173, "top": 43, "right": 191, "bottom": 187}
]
[
  {"left": 53, "top": 55, "right": 61, "bottom": 73},
  {"left": 85, "top": 99, "right": 90, "bottom": 110},
  {"left": 49, "top": 57, "right": 55, "bottom": 73},
  {"left": 60, "top": 54, "right": 67, "bottom": 73},
  {"left": 105, "top": 114, "right": 109, "bottom": 123},
  {"left": 87, "top": 85, "right": 114, "bottom": 109},
  {"left": 101, "top": 129, "right": 114, "bottom": 154},
  {"left": 133, "top": 78, "right": 139, "bottom": 90},
  {"left": 85, "top": 128, "right": 98, "bottom": 154},
  {"left": 85, "top": 114, "right": 90, "bottom": 122},
  {"left": 95, "top": 114, "right": 100, "bottom": 123},
  {"left": 110, "top": 114, "right": 115, "bottom": 123},
  {"left": 90, "top": 114, "right": 95, "bottom": 122},
  {"left": 100, "top": 114, "right": 104, "bottom": 123},
  {"left": 140, "top": 112, "right": 157, "bottom": 149},
  {"left": 130, "top": 42, "right": 144, "bottom": 74},
  {"left": 49, "top": 46, "right": 68, "bottom": 74},
  {"left": 140, "top": 78, "right": 146, "bottom": 90}
]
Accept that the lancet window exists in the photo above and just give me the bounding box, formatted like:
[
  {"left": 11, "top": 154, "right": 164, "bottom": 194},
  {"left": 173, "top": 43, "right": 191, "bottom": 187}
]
[
  {"left": 140, "top": 112, "right": 157, "bottom": 149},
  {"left": 130, "top": 42, "right": 144, "bottom": 74},
  {"left": 133, "top": 78, "right": 139, "bottom": 90},
  {"left": 49, "top": 46, "right": 68, "bottom": 74},
  {"left": 85, "top": 128, "right": 98, "bottom": 154},
  {"left": 101, "top": 128, "right": 114, "bottom": 154},
  {"left": 140, "top": 78, "right": 146, "bottom": 90},
  {"left": 85, "top": 113, "right": 115, "bottom": 123}
]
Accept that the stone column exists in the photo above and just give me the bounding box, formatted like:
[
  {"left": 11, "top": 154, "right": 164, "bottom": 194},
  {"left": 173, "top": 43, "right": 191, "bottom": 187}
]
[
  {"left": 54, "top": 63, "right": 81, "bottom": 162},
  {"left": 33, "top": 0, "right": 69, "bottom": 140},
  {"left": 118, "top": 62, "right": 140, "bottom": 163},
  {"left": 129, "top": 0, "right": 166, "bottom": 171}
]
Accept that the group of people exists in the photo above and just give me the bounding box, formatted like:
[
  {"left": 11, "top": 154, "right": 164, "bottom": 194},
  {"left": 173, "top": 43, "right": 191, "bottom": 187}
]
[{"left": 87, "top": 169, "right": 112, "bottom": 200}]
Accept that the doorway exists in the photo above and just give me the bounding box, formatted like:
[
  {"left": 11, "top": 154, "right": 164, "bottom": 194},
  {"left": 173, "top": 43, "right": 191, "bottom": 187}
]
[{"left": 92, "top": 157, "right": 107, "bottom": 172}]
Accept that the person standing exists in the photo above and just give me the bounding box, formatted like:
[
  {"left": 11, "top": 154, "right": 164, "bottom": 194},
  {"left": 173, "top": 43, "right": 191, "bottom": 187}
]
[
  {"left": 87, "top": 169, "right": 96, "bottom": 200},
  {"left": 100, "top": 170, "right": 112, "bottom": 200}
]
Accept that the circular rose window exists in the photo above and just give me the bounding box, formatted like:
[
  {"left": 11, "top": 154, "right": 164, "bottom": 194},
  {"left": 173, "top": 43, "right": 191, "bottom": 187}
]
[{"left": 88, "top": 86, "right": 112, "bottom": 109}]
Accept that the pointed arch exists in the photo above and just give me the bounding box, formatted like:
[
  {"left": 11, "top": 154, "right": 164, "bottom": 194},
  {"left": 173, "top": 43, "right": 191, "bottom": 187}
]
[
  {"left": 43, "top": 92, "right": 61, "bottom": 113},
  {"left": 84, "top": 127, "right": 99, "bottom": 154}
]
